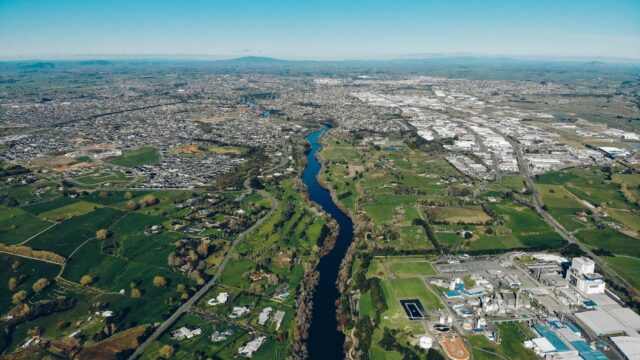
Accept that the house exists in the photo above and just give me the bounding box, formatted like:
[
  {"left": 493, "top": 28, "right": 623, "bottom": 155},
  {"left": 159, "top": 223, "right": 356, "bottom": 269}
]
[
  {"left": 207, "top": 292, "right": 229, "bottom": 306},
  {"left": 229, "top": 306, "right": 250, "bottom": 319},
  {"left": 238, "top": 336, "right": 267, "bottom": 358},
  {"left": 258, "top": 307, "right": 272, "bottom": 325},
  {"left": 171, "top": 327, "right": 202, "bottom": 340}
]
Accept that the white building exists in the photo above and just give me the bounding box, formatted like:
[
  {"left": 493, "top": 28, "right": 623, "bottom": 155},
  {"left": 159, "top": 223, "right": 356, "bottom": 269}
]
[
  {"left": 171, "top": 327, "right": 202, "bottom": 340},
  {"left": 567, "top": 257, "right": 605, "bottom": 295},
  {"left": 238, "top": 336, "right": 267, "bottom": 358}
]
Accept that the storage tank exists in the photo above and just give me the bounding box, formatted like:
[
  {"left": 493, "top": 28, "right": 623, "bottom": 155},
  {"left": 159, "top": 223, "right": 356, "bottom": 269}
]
[{"left": 418, "top": 336, "right": 433, "bottom": 349}]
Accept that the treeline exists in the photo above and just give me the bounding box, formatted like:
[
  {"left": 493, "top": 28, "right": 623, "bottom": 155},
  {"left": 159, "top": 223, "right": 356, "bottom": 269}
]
[
  {"left": 350, "top": 254, "right": 390, "bottom": 359},
  {"left": 5, "top": 297, "right": 76, "bottom": 326},
  {"left": 290, "top": 269, "right": 320, "bottom": 360},
  {"left": 0, "top": 244, "right": 66, "bottom": 264},
  {"left": 412, "top": 218, "right": 442, "bottom": 253}
]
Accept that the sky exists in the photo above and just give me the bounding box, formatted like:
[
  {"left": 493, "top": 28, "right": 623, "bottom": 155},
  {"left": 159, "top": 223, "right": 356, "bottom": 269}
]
[{"left": 1, "top": 0, "right": 639, "bottom": 61}]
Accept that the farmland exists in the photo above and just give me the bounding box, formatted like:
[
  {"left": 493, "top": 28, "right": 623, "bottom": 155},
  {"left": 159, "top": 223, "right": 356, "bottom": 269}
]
[{"left": 535, "top": 166, "right": 640, "bottom": 289}]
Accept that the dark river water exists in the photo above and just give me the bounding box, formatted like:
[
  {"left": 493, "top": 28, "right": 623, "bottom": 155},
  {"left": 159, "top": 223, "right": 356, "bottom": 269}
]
[{"left": 302, "top": 126, "right": 354, "bottom": 360}]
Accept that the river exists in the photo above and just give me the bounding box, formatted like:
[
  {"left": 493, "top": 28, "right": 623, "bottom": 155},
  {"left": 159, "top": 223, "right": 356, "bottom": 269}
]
[{"left": 302, "top": 126, "right": 354, "bottom": 360}]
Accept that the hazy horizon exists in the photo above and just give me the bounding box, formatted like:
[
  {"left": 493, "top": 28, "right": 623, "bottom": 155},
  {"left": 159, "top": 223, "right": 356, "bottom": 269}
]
[{"left": 1, "top": 0, "right": 639, "bottom": 61}]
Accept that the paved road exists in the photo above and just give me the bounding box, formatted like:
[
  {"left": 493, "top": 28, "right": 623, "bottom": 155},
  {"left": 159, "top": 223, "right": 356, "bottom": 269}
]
[
  {"left": 128, "top": 189, "right": 279, "bottom": 359},
  {"left": 505, "top": 135, "right": 633, "bottom": 292}
]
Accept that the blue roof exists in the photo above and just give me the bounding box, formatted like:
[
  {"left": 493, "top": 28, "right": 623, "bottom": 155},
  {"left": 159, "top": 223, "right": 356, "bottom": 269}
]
[
  {"left": 444, "top": 291, "right": 461, "bottom": 298},
  {"left": 570, "top": 340, "right": 608, "bottom": 360},
  {"left": 533, "top": 325, "right": 570, "bottom": 352},
  {"left": 549, "top": 320, "right": 564, "bottom": 329},
  {"left": 565, "top": 322, "right": 581, "bottom": 334}
]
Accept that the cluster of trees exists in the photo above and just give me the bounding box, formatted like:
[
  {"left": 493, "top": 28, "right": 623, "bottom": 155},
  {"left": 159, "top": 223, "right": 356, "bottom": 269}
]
[
  {"left": 125, "top": 194, "right": 158, "bottom": 211},
  {"left": 167, "top": 237, "right": 213, "bottom": 285},
  {"left": 444, "top": 184, "right": 477, "bottom": 197},
  {"left": 6, "top": 296, "right": 76, "bottom": 325},
  {"left": 0, "top": 244, "right": 65, "bottom": 264}
]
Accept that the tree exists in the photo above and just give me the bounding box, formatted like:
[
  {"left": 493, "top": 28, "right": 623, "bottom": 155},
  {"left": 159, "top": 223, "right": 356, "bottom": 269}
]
[
  {"left": 12, "top": 290, "right": 28, "bottom": 304},
  {"left": 8, "top": 277, "right": 17, "bottom": 290},
  {"left": 80, "top": 275, "right": 94, "bottom": 286},
  {"left": 124, "top": 191, "right": 133, "bottom": 200},
  {"left": 196, "top": 240, "right": 209, "bottom": 257},
  {"left": 158, "top": 344, "right": 175, "bottom": 359},
  {"left": 125, "top": 200, "right": 140, "bottom": 211},
  {"left": 32, "top": 278, "right": 50, "bottom": 293},
  {"left": 96, "top": 229, "right": 109, "bottom": 240},
  {"left": 138, "top": 194, "right": 158, "bottom": 208},
  {"left": 131, "top": 288, "right": 142, "bottom": 298},
  {"left": 153, "top": 276, "right": 168, "bottom": 288},
  {"left": 56, "top": 321, "right": 70, "bottom": 330},
  {"left": 11, "top": 260, "right": 21, "bottom": 270}
]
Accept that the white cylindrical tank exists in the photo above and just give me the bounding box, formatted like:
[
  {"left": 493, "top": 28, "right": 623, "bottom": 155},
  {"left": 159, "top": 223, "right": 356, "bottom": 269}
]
[
  {"left": 419, "top": 336, "right": 433, "bottom": 349},
  {"left": 463, "top": 320, "right": 473, "bottom": 331}
]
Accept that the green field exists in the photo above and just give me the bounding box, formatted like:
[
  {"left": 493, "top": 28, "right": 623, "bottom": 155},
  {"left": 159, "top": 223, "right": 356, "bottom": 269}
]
[
  {"left": 37, "top": 200, "right": 100, "bottom": 221},
  {"left": 469, "top": 201, "right": 565, "bottom": 251},
  {"left": 0, "top": 253, "right": 61, "bottom": 315},
  {"left": 468, "top": 322, "right": 537, "bottom": 360},
  {"left": 577, "top": 228, "right": 640, "bottom": 257},
  {"left": 23, "top": 196, "right": 79, "bottom": 216},
  {"left": 107, "top": 147, "right": 160, "bottom": 167},
  {"left": 427, "top": 205, "right": 491, "bottom": 224},
  {"left": 74, "top": 169, "right": 131, "bottom": 186},
  {"left": 387, "top": 261, "right": 438, "bottom": 278},
  {"left": 0, "top": 208, "right": 53, "bottom": 245},
  {"left": 26, "top": 207, "right": 124, "bottom": 256},
  {"left": 605, "top": 256, "right": 640, "bottom": 289}
]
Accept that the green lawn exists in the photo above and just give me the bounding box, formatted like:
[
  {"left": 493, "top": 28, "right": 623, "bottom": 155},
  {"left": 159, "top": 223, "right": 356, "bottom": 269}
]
[
  {"left": 22, "top": 196, "right": 79, "bottom": 215},
  {"left": 388, "top": 261, "right": 438, "bottom": 277},
  {"left": 468, "top": 322, "right": 537, "bottom": 360},
  {"left": 26, "top": 207, "right": 125, "bottom": 256},
  {"left": 107, "top": 147, "right": 160, "bottom": 167},
  {"left": 0, "top": 208, "right": 53, "bottom": 245},
  {"left": 605, "top": 256, "right": 640, "bottom": 289},
  {"left": 577, "top": 228, "right": 640, "bottom": 257},
  {"left": 37, "top": 200, "right": 100, "bottom": 221}
]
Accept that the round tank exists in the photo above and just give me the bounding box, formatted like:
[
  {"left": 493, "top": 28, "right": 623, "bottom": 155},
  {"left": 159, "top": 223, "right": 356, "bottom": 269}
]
[{"left": 419, "top": 336, "right": 433, "bottom": 349}]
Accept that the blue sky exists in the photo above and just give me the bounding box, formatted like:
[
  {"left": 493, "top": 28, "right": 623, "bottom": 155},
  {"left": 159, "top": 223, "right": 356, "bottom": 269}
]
[{"left": 1, "top": 0, "right": 639, "bottom": 60}]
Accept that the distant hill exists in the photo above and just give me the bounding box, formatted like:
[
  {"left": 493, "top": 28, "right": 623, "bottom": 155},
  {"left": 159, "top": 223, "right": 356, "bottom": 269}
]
[
  {"left": 582, "top": 60, "right": 608, "bottom": 68},
  {"left": 19, "top": 62, "right": 55, "bottom": 70}
]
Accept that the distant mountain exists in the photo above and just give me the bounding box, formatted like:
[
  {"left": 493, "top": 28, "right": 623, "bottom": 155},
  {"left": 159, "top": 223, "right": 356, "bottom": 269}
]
[
  {"left": 19, "top": 62, "right": 55, "bottom": 70},
  {"left": 582, "top": 60, "right": 608, "bottom": 68},
  {"left": 79, "top": 60, "right": 113, "bottom": 66}
]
